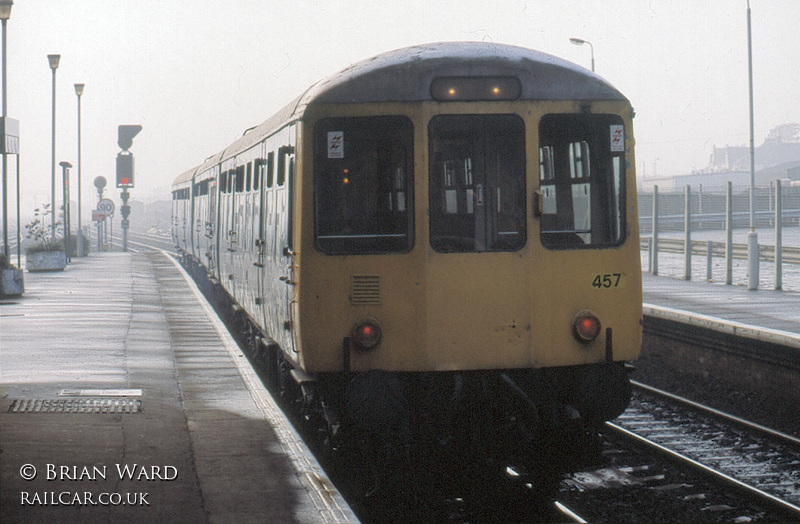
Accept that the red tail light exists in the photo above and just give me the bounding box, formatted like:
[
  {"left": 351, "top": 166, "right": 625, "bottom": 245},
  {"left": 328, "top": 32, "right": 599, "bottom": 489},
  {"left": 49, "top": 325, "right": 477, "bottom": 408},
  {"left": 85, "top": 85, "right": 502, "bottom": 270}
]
[
  {"left": 573, "top": 310, "right": 601, "bottom": 343},
  {"left": 351, "top": 318, "right": 382, "bottom": 351}
]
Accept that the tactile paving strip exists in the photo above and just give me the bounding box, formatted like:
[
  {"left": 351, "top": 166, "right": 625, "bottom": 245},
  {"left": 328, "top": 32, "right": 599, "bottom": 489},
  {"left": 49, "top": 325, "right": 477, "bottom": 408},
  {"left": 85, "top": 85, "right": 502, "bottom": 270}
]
[{"left": 8, "top": 398, "right": 141, "bottom": 414}]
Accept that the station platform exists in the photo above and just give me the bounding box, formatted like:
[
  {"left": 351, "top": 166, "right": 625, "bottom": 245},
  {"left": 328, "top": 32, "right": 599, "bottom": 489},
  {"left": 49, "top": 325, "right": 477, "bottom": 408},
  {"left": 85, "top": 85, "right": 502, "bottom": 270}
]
[
  {"left": 0, "top": 252, "right": 357, "bottom": 523},
  {"left": 642, "top": 272, "right": 800, "bottom": 346}
]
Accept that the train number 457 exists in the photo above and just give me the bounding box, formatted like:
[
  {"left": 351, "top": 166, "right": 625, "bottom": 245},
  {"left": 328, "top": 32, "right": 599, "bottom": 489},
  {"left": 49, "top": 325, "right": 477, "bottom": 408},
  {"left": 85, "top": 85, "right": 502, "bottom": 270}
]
[{"left": 592, "top": 273, "right": 624, "bottom": 289}]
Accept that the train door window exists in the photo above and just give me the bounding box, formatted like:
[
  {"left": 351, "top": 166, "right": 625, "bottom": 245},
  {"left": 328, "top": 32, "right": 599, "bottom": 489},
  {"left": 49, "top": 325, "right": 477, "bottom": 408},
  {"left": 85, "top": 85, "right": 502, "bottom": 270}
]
[
  {"left": 281, "top": 146, "right": 296, "bottom": 252},
  {"left": 235, "top": 165, "right": 245, "bottom": 193},
  {"left": 538, "top": 114, "right": 626, "bottom": 248},
  {"left": 254, "top": 158, "right": 263, "bottom": 190},
  {"left": 313, "top": 115, "right": 414, "bottom": 254},
  {"left": 246, "top": 162, "right": 253, "bottom": 192},
  {"left": 277, "top": 149, "right": 286, "bottom": 187},
  {"left": 229, "top": 168, "right": 239, "bottom": 250},
  {"left": 266, "top": 152, "right": 275, "bottom": 188},
  {"left": 429, "top": 114, "right": 526, "bottom": 253},
  {"left": 207, "top": 179, "right": 217, "bottom": 238}
]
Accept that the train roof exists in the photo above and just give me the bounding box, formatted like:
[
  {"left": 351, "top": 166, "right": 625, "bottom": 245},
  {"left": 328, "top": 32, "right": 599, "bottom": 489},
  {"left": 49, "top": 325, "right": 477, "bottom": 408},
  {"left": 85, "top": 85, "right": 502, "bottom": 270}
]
[
  {"left": 300, "top": 41, "right": 628, "bottom": 106},
  {"left": 173, "top": 42, "right": 628, "bottom": 188},
  {"left": 172, "top": 166, "right": 197, "bottom": 188}
]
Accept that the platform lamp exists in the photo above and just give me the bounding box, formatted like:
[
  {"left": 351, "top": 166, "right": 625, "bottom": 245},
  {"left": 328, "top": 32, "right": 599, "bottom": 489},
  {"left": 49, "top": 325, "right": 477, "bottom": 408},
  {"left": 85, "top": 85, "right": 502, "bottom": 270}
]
[
  {"left": 48, "top": 53, "right": 60, "bottom": 240},
  {"left": 74, "top": 83, "right": 84, "bottom": 256},
  {"left": 746, "top": 0, "right": 759, "bottom": 290},
  {"left": 0, "top": 0, "right": 11, "bottom": 262},
  {"left": 569, "top": 37, "right": 594, "bottom": 72}
]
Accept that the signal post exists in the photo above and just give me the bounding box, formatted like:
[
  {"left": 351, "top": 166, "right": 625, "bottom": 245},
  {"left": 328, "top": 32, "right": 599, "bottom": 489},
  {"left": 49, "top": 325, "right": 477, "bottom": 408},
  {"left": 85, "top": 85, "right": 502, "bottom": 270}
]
[{"left": 93, "top": 176, "right": 107, "bottom": 251}]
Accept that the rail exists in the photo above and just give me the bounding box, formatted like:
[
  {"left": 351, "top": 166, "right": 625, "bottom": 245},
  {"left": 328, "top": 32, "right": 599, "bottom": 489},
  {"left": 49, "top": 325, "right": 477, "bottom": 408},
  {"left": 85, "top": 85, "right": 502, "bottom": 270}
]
[
  {"left": 606, "top": 382, "right": 800, "bottom": 520},
  {"left": 640, "top": 236, "right": 800, "bottom": 264}
]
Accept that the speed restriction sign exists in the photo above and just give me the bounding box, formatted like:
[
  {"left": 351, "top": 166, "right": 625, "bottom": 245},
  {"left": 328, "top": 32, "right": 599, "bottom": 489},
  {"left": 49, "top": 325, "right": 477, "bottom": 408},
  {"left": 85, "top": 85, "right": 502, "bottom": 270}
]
[{"left": 98, "top": 198, "right": 115, "bottom": 217}]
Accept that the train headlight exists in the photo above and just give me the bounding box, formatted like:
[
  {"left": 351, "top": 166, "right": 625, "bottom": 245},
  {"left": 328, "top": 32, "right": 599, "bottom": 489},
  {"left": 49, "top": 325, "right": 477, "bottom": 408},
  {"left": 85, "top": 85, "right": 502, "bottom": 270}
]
[
  {"left": 573, "top": 310, "right": 601, "bottom": 344},
  {"left": 351, "top": 318, "right": 382, "bottom": 351}
]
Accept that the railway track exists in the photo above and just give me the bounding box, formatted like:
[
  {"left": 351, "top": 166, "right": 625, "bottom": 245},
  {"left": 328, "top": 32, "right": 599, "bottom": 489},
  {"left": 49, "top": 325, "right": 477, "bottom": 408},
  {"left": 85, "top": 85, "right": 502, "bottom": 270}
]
[
  {"left": 641, "top": 236, "right": 800, "bottom": 264},
  {"left": 613, "top": 382, "right": 800, "bottom": 515},
  {"left": 87, "top": 229, "right": 176, "bottom": 254}
]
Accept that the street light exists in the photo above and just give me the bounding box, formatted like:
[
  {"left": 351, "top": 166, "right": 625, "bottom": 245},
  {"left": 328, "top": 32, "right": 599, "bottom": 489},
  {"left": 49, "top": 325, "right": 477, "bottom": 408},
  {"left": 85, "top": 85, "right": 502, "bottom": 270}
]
[
  {"left": 48, "top": 53, "right": 60, "bottom": 241},
  {"left": 74, "top": 83, "right": 84, "bottom": 256},
  {"left": 0, "top": 0, "right": 11, "bottom": 262},
  {"left": 746, "top": 0, "right": 759, "bottom": 290},
  {"left": 569, "top": 37, "right": 595, "bottom": 72}
]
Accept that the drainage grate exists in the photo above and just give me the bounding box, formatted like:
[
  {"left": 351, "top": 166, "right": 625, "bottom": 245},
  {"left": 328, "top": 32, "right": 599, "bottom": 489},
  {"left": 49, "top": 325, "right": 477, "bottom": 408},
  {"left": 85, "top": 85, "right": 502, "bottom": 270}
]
[{"left": 8, "top": 398, "right": 142, "bottom": 414}]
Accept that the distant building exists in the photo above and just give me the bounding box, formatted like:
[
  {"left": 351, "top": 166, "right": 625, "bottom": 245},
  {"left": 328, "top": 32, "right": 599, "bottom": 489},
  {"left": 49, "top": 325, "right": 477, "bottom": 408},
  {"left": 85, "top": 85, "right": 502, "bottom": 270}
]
[
  {"left": 640, "top": 124, "right": 800, "bottom": 192},
  {"left": 710, "top": 145, "right": 749, "bottom": 171},
  {"left": 756, "top": 161, "right": 800, "bottom": 186}
]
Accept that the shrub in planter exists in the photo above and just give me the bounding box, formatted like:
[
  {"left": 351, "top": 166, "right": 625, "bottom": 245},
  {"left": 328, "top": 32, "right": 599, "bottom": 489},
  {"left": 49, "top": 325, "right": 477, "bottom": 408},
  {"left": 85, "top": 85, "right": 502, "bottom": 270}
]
[
  {"left": 26, "top": 249, "right": 67, "bottom": 272},
  {"left": 24, "top": 204, "right": 67, "bottom": 272}
]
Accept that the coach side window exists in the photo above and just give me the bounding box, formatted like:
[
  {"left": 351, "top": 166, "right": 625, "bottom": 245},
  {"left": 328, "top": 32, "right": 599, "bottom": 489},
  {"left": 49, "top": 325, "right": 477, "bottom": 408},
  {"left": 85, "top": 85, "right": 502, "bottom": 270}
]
[
  {"left": 429, "top": 114, "right": 526, "bottom": 253},
  {"left": 538, "top": 114, "right": 626, "bottom": 248},
  {"left": 313, "top": 116, "right": 414, "bottom": 254}
]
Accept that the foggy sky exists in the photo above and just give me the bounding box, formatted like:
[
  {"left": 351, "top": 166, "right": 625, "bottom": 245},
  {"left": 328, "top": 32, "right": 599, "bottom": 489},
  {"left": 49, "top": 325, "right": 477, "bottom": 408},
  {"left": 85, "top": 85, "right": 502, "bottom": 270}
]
[{"left": 3, "top": 0, "right": 799, "bottom": 225}]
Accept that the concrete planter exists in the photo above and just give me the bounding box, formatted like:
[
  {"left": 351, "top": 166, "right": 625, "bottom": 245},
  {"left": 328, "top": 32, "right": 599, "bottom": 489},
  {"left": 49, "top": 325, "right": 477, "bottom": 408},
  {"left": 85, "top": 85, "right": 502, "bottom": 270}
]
[
  {"left": 26, "top": 250, "right": 67, "bottom": 272},
  {"left": 0, "top": 268, "right": 24, "bottom": 297}
]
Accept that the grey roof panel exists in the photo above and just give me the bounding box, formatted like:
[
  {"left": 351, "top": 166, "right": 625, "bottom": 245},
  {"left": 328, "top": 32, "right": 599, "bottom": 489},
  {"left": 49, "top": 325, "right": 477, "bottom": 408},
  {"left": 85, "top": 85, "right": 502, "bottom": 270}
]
[{"left": 303, "top": 42, "right": 627, "bottom": 105}]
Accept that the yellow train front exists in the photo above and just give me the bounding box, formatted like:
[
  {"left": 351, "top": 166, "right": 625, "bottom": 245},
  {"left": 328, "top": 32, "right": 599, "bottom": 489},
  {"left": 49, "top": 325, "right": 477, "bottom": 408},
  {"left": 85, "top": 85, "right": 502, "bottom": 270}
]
[
  {"left": 176, "top": 42, "right": 642, "bottom": 498},
  {"left": 291, "top": 42, "right": 641, "bottom": 485}
]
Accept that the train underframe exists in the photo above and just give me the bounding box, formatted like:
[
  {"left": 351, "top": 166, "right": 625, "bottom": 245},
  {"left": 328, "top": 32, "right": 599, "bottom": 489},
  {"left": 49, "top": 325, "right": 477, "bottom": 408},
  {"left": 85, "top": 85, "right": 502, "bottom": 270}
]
[
  {"left": 262, "top": 342, "right": 632, "bottom": 518},
  {"left": 181, "top": 252, "right": 632, "bottom": 513}
]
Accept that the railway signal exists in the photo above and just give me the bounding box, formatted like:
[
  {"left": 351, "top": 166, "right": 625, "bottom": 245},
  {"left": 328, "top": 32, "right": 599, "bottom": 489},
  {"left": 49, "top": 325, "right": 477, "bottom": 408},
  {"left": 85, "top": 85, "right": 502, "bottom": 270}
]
[
  {"left": 115, "top": 124, "right": 141, "bottom": 251},
  {"left": 118, "top": 124, "right": 142, "bottom": 152},
  {"left": 116, "top": 152, "right": 134, "bottom": 188}
]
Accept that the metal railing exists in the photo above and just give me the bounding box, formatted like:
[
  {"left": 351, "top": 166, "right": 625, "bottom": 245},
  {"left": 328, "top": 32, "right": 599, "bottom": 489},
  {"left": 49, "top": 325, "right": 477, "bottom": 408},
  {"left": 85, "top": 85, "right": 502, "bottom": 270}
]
[{"left": 639, "top": 182, "right": 800, "bottom": 290}]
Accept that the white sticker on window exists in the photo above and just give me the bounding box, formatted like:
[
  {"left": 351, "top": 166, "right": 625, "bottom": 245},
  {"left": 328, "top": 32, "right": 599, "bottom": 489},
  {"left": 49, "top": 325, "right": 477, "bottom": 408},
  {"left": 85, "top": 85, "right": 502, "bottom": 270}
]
[
  {"left": 610, "top": 125, "right": 624, "bottom": 152},
  {"left": 327, "top": 131, "right": 344, "bottom": 159}
]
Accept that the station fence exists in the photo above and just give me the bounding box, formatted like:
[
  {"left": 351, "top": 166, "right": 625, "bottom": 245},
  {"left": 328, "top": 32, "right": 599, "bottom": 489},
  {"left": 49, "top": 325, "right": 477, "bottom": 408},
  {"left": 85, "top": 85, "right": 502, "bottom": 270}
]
[{"left": 638, "top": 182, "right": 800, "bottom": 290}]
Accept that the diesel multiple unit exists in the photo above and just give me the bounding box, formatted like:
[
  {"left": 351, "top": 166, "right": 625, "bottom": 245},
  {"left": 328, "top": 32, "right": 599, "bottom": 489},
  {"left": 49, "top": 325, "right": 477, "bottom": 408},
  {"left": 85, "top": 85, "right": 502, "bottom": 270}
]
[{"left": 172, "top": 42, "right": 642, "bottom": 497}]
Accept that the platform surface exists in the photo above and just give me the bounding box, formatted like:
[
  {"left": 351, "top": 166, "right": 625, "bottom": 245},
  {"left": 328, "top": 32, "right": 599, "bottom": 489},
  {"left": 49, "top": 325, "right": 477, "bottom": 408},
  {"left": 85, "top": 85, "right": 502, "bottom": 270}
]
[
  {"left": 0, "top": 252, "right": 356, "bottom": 523},
  {"left": 642, "top": 272, "right": 800, "bottom": 337}
]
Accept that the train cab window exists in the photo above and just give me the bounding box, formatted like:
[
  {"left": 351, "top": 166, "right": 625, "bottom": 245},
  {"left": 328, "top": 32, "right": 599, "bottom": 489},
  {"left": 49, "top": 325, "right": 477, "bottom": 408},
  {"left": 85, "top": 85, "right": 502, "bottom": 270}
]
[
  {"left": 429, "top": 114, "right": 526, "bottom": 253},
  {"left": 313, "top": 116, "right": 414, "bottom": 254},
  {"left": 538, "top": 114, "right": 626, "bottom": 248}
]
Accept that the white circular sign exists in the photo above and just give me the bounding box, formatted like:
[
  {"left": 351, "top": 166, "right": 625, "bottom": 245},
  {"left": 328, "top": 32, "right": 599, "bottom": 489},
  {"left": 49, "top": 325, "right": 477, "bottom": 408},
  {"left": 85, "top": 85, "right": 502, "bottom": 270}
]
[{"left": 98, "top": 198, "right": 115, "bottom": 217}]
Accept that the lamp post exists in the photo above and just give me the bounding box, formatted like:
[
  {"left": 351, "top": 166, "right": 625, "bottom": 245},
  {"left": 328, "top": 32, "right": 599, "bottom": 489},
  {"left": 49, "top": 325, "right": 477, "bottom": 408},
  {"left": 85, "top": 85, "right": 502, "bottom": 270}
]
[
  {"left": 0, "top": 0, "right": 11, "bottom": 261},
  {"left": 74, "top": 83, "right": 84, "bottom": 256},
  {"left": 569, "top": 37, "right": 594, "bottom": 72},
  {"left": 48, "top": 54, "right": 60, "bottom": 241},
  {"left": 746, "top": 0, "right": 759, "bottom": 290}
]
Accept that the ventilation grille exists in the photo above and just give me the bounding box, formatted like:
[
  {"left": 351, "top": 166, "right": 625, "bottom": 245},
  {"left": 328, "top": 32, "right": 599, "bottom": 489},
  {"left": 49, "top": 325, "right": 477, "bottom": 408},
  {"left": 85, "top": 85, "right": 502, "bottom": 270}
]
[
  {"left": 350, "top": 276, "right": 381, "bottom": 306},
  {"left": 8, "top": 398, "right": 142, "bottom": 414}
]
